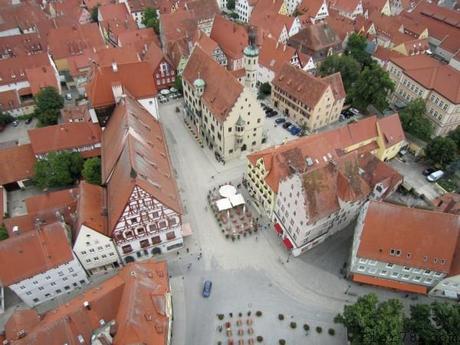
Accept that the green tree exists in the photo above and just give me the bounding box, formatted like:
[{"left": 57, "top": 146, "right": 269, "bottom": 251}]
[
  {"left": 90, "top": 5, "right": 100, "bottom": 23},
  {"left": 424, "top": 136, "right": 458, "bottom": 168},
  {"left": 0, "top": 224, "right": 8, "bottom": 241},
  {"left": 399, "top": 98, "right": 433, "bottom": 141},
  {"left": 349, "top": 63, "right": 394, "bottom": 112},
  {"left": 142, "top": 8, "right": 159, "bottom": 34},
  {"left": 174, "top": 75, "right": 183, "bottom": 94},
  {"left": 319, "top": 54, "right": 361, "bottom": 92},
  {"left": 259, "top": 82, "right": 271, "bottom": 96},
  {"left": 34, "top": 87, "right": 64, "bottom": 126},
  {"left": 227, "top": 0, "right": 235, "bottom": 10},
  {"left": 82, "top": 157, "right": 102, "bottom": 185},
  {"left": 34, "top": 151, "right": 84, "bottom": 189},
  {"left": 0, "top": 112, "right": 14, "bottom": 126},
  {"left": 229, "top": 12, "right": 239, "bottom": 19},
  {"left": 335, "top": 293, "right": 404, "bottom": 345},
  {"left": 447, "top": 127, "right": 460, "bottom": 150},
  {"left": 345, "top": 33, "right": 372, "bottom": 68}
]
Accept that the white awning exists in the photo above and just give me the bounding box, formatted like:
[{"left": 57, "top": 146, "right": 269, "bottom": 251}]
[
  {"left": 216, "top": 198, "right": 232, "bottom": 211},
  {"left": 229, "top": 193, "right": 245, "bottom": 207},
  {"left": 219, "top": 185, "right": 237, "bottom": 198}
]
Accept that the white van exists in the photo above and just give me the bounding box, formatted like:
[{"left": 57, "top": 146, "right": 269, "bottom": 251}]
[{"left": 426, "top": 170, "right": 444, "bottom": 182}]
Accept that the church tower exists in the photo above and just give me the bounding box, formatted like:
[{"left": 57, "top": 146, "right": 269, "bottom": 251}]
[{"left": 243, "top": 26, "right": 259, "bottom": 90}]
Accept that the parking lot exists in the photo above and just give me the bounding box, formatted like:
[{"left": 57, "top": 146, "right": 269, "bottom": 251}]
[{"left": 0, "top": 117, "right": 37, "bottom": 145}]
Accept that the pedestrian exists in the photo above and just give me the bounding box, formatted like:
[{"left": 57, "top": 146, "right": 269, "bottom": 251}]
[
  {"left": 256, "top": 236, "right": 258, "bottom": 241},
  {"left": 186, "top": 248, "right": 189, "bottom": 253}
]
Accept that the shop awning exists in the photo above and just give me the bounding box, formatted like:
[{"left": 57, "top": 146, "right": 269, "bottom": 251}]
[
  {"left": 352, "top": 273, "right": 427, "bottom": 294},
  {"left": 283, "top": 237, "right": 293, "bottom": 249},
  {"left": 274, "top": 223, "right": 283, "bottom": 234},
  {"left": 216, "top": 198, "right": 232, "bottom": 211},
  {"left": 229, "top": 193, "right": 245, "bottom": 207}
]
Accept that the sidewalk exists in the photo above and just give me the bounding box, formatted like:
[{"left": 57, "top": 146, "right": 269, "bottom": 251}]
[{"left": 170, "top": 276, "right": 186, "bottom": 345}]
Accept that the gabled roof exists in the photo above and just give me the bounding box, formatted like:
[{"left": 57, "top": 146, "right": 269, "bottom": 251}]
[
  {"left": 357, "top": 201, "right": 460, "bottom": 274},
  {"left": 161, "top": 9, "right": 197, "bottom": 45},
  {"left": 102, "top": 95, "right": 182, "bottom": 233},
  {"left": 28, "top": 122, "right": 101, "bottom": 157},
  {"left": 433, "top": 193, "right": 460, "bottom": 215},
  {"left": 297, "top": 0, "right": 326, "bottom": 18},
  {"left": 25, "top": 188, "right": 79, "bottom": 215},
  {"left": 0, "top": 53, "right": 51, "bottom": 86},
  {"left": 259, "top": 38, "right": 297, "bottom": 75},
  {"left": 0, "top": 33, "right": 46, "bottom": 58},
  {"left": 194, "top": 30, "right": 219, "bottom": 57},
  {"left": 75, "top": 181, "right": 107, "bottom": 236},
  {"left": 182, "top": 46, "right": 243, "bottom": 121},
  {"left": 0, "top": 222, "right": 73, "bottom": 286},
  {"left": 61, "top": 104, "right": 92, "bottom": 123},
  {"left": 94, "top": 47, "right": 141, "bottom": 67},
  {"left": 377, "top": 113, "right": 405, "bottom": 148},
  {"left": 117, "top": 28, "right": 161, "bottom": 57},
  {"left": 331, "top": 0, "right": 361, "bottom": 13},
  {"left": 86, "top": 62, "right": 157, "bottom": 108},
  {"left": 143, "top": 42, "right": 170, "bottom": 73},
  {"left": 288, "top": 22, "right": 342, "bottom": 52},
  {"left": 0, "top": 89, "right": 21, "bottom": 111},
  {"left": 25, "top": 65, "right": 59, "bottom": 96},
  {"left": 390, "top": 55, "right": 460, "bottom": 104},
  {"left": 185, "top": 0, "right": 219, "bottom": 23},
  {"left": 210, "top": 15, "right": 248, "bottom": 60},
  {"left": 0, "top": 144, "right": 36, "bottom": 185},
  {"left": 5, "top": 260, "right": 170, "bottom": 345}
]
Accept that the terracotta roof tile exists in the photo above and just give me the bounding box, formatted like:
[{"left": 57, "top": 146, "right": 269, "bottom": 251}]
[
  {"left": 357, "top": 201, "right": 460, "bottom": 274},
  {"left": 0, "top": 33, "right": 46, "bottom": 58},
  {"left": 183, "top": 46, "right": 243, "bottom": 121},
  {"left": 161, "top": 9, "right": 197, "bottom": 45},
  {"left": 5, "top": 309, "right": 40, "bottom": 341},
  {"left": 5, "top": 260, "right": 170, "bottom": 345},
  {"left": 433, "top": 193, "right": 460, "bottom": 215},
  {"left": 352, "top": 273, "right": 428, "bottom": 294},
  {"left": 25, "top": 188, "right": 79, "bottom": 215},
  {"left": 60, "top": 104, "right": 92, "bottom": 123},
  {"left": 288, "top": 22, "right": 342, "bottom": 54},
  {"left": 95, "top": 46, "right": 141, "bottom": 67},
  {"left": 258, "top": 37, "right": 297, "bottom": 75},
  {"left": 117, "top": 28, "right": 160, "bottom": 57},
  {"left": 210, "top": 15, "right": 247, "bottom": 59},
  {"left": 390, "top": 54, "right": 460, "bottom": 103},
  {"left": 194, "top": 30, "right": 219, "bottom": 57},
  {"left": 377, "top": 113, "right": 406, "bottom": 148},
  {"left": 0, "top": 90, "right": 21, "bottom": 112},
  {"left": 185, "top": 0, "right": 219, "bottom": 23},
  {"left": 76, "top": 181, "right": 107, "bottom": 236},
  {"left": 28, "top": 122, "right": 101, "bottom": 156},
  {"left": 25, "top": 65, "right": 60, "bottom": 96},
  {"left": 86, "top": 62, "right": 157, "bottom": 108},
  {"left": 0, "top": 144, "right": 36, "bottom": 185},
  {"left": 330, "top": 0, "right": 361, "bottom": 13},
  {"left": 102, "top": 95, "right": 182, "bottom": 233},
  {"left": 0, "top": 53, "right": 51, "bottom": 87},
  {"left": 297, "top": 0, "right": 326, "bottom": 18},
  {"left": 0, "top": 222, "right": 74, "bottom": 286}
]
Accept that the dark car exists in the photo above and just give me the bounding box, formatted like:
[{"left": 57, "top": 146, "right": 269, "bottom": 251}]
[
  {"left": 275, "top": 118, "right": 286, "bottom": 124},
  {"left": 282, "top": 121, "right": 292, "bottom": 129},
  {"left": 202, "top": 280, "right": 212, "bottom": 297},
  {"left": 215, "top": 152, "right": 223, "bottom": 162},
  {"left": 422, "top": 167, "right": 436, "bottom": 176},
  {"left": 25, "top": 117, "right": 33, "bottom": 124},
  {"left": 264, "top": 108, "right": 273, "bottom": 114},
  {"left": 266, "top": 111, "right": 277, "bottom": 118},
  {"left": 289, "top": 126, "right": 301, "bottom": 135}
]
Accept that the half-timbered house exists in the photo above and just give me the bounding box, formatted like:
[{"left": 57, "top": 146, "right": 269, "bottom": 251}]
[{"left": 102, "top": 93, "right": 183, "bottom": 264}]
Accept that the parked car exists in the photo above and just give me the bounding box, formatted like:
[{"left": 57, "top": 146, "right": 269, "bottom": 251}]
[
  {"left": 65, "top": 93, "right": 72, "bottom": 100},
  {"left": 275, "top": 118, "right": 286, "bottom": 124},
  {"left": 264, "top": 107, "right": 273, "bottom": 114},
  {"left": 426, "top": 170, "right": 444, "bottom": 182},
  {"left": 266, "top": 111, "right": 277, "bottom": 118},
  {"left": 282, "top": 121, "right": 292, "bottom": 129},
  {"left": 202, "top": 280, "right": 212, "bottom": 297},
  {"left": 422, "top": 167, "right": 436, "bottom": 176},
  {"left": 289, "top": 126, "right": 301, "bottom": 135},
  {"left": 12, "top": 120, "right": 19, "bottom": 127}
]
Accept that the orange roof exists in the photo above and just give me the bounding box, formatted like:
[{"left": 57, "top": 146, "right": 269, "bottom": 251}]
[
  {"left": 433, "top": 193, "right": 460, "bottom": 216},
  {"left": 118, "top": 28, "right": 161, "bottom": 57},
  {"left": 76, "top": 181, "right": 107, "bottom": 236},
  {"left": 60, "top": 104, "right": 92, "bottom": 123},
  {"left": 143, "top": 42, "right": 170, "bottom": 73},
  {"left": 288, "top": 22, "right": 342, "bottom": 54},
  {"left": 258, "top": 37, "right": 297, "bottom": 75},
  {"left": 210, "top": 15, "right": 247, "bottom": 59},
  {"left": 86, "top": 62, "right": 157, "bottom": 108},
  {"left": 5, "top": 309, "right": 40, "bottom": 341},
  {"left": 102, "top": 95, "right": 182, "bottom": 233},
  {"left": 331, "top": 0, "right": 361, "bottom": 13},
  {"left": 99, "top": 3, "right": 137, "bottom": 37},
  {"left": 377, "top": 113, "right": 406, "bottom": 147},
  {"left": 0, "top": 89, "right": 21, "bottom": 111},
  {"left": 47, "top": 23, "right": 105, "bottom": 60},
  {"left": 326, "top": 9, "right": 356, "bottom": 40},
  {"left": 25, "top": 65, "right": 59, "bottom": 96},
  {"left": 0, "top": 33, "right": 46, "bottom": 58},
  {"left": 390, "top": 54, "right": 460, "bottom": 103},
  {"left": 272, "top": 63, "right": 345, "bottom": 108},
  {"left": 372, "top": 46, "right": 404, "bottom": 63},
  {"left": 357, "top": 201, "right": 460, "bottom": 274},
  {"left": 185, "top": 0, "right": 219, "bottom": 22},
  {"left": 5, "top": 260, "right": 170, "bottom": 345},
  {"left": 194, "top": 30, "right": 219, "bottom": 57},
  {"left": 95, "top": 46, "right": 141, "bottom": 67},
  {"left": 0, "top": 222, "right": 74, "bottom": 286},
  {"left": 297, "top": 0, "right": 326, "bottom": 18},
  {"left": 0, "top": 53, "right": 51, "bottom": 86},
  {"left": 352, "top": 273, "right": 428, "bottom": 294},
  {"left": 247, "top": 115, "right": 404, "bottom": 192},
  {"left": 0, "top": 144, "right": 36, "bottom": 185},
  {"left": 28, "top": 122, "right": 101, "bottom": 156},
  {"left": 25, "top": 188, "right": 78, "bottom": 215},
  {"left": 183, "top": 46, "right": 243, "bottom": 122},
  {"left": 161, "top": 9, "right": 197, "bottom": 45}
]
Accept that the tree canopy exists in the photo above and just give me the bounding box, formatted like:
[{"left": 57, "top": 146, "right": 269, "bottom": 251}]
[
  {"left": 319, "top": 54, "right": 361, "bottom": 92},
  {"left": 259, "top": 82, "right": 271, "bottom": 96},
  {"left": 0, "top": 224, "right": 8, "bottom": 241},
  {"left": 399, "top": 98, "right": 433, "bottom": 142},
  {"left": 227, "top": 0, "right": 235, "bottom": 10},
  {"left": 335, "top": 294, "right": 404, "bottom": 345},
  {"left": 447, "top": 127, "right": 460, "bottom": 151},
  {"left": 348, "top": 63, "right": 395, "bottom": 112},
  {"left": 174, "top": 75, "right": 183, "bottom": 94},
  {"left": 34, "top": 87, "right": 64, "bottom": 126},
  {"left": 34, "top": 151, "right": 84, "bottom": 189},
  {"left": 0, "top": 112, "right": 14, "bottom": 126},
  {"left": 142, "top": 8, "right": 159, "bottom": 34},
  {"left": 424, "top": 136, "right": 458, "bottom": 168},
  {"left": 82, "top": 157, "right": 102, "bottom": 185},
  {"left": 345, "top": 33, "right": 372, "bottom": 68}
]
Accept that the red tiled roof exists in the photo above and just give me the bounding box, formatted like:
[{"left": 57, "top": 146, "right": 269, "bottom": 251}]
[
  {"left": 0, "top": 53, "right": 51, "bottom": 86},
  {"left": 194, "top": 30, "right": 219, "bottom": 57},
  {"left": 258, "top": 37, "right": 297, "bottom": 75},
  {"left": 5, "top": 260, "right": 170, "bottom": 345},
  {"left": 372, "top": 46, "right": 404, "bottom": 63},
  {"left": 377, "top": 113, "right": 406, "bottom": 148},
  {"left": 117, "top": 28, "right": 161, "bottom": 57},
  {"left": 210, "top": 15, "right": 247, "bottom": 60},
  {"left": 76, "top": 181, "right": 107, "bottom": 236},
  {"left": 161, "top": 9, "right": 197, "bottom": 45},
  {"left": 86, "top": 62, "right": 157, "bottom": 108},
  {"left": 0, "top": 144, "right": 36, "bottom": 185},
  {"left": 433, "top": 193, "right": 460, "bottom": 215},
  {"left": 357, "top": 201, "right": 460, "bottom": 274},
  {"left": 390, "top": 54, "right": 460, "bottom": 103},
  {"left": 25, "top": 65, "right": 60, "bottom": 96},
  {"left": 0, "top": 222, "right": 74, "bottom": 286},
  {"left": 99, "top": 3, "right": 137, "bottom": 37},
  {"left": 0, "top": 90, "right": 21, "bottom": 111},
  {"left": 94, "top": 46, "right": 141, "bottom": 67},
  {"left": 143, "top": 42, "right": 170, "bottom": 73},
  {"left": 5, "top": 309, "right": 40, "bottom": 341},
  {"left": 331, "top": 0, "right": 361, "bottom": 13},
  {"left": 183, "top": 46, "right": 243, "bottom": 122},
  {"left": 352, "top": 273, "right": 428, "bottom": 294},
  {"left": 24, "top": 188, "right": 79, "bottom": 215},
  {"left": 0, "top": 33, "right": 46, "bottom": 58},
  {"left": 102, "top": 95, "right": 182, "bottom": 233},
  {"left": 28, "top": 122, "right": 101, "bottom": 156},
  {"left": 288, "top": 22, "right": 342, "bottom": 53},
  {"left": 297, "top": 0, "right": 326, "bottom": 18},
  {"left": 60, "top": 104, "right": 92, "bottom": 123}
]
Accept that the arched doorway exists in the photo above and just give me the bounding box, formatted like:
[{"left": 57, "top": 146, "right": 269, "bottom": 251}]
[
  {"left": 125, "top": 256, "right": 135, "bottom": 264},
  {"left": 152, "top": 247, "right": 162, "bottom": 255}
]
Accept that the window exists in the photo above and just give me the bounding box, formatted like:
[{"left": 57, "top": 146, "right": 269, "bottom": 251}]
[
  {"left": 391, "top": 272, "right": 399, "bottom": 278},
  {"left": 33, "top": 298, "right": 39, "bottom": 303},
  {"left": 357, "top": 266, "right": 365, "bottom": 272},
  {"left": 26, "top": 291, "right": 32, "bottom": 295},
  {"left": 386, "top": 263, "right": 394, "bottom": 268},
  {"left": 402, "top": 274, "right": 410, "bottom": 280},
  {"left": 51, "top": 282, "right": 56, "bottom": 286},
  {"left": 166, "top": 232, "right": 176, "bottom": 240},
  {"left": 379, "top": 270, "right": 388, "bottom": 276},
  {"left": 140, "top": 239, "right": 150, "bottom": 248},
  {"left": 122, "top": 244, "right": 133, "bottom": 254}
]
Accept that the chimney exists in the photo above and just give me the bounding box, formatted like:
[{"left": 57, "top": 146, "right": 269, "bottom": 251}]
[
  {"left": 111, "top": 61, "right": 118, "bottom": 72},
  {"left": 111, "top": 82, "right": 123, "bottom": 103},
  {"left": 12, "top": 226, "right": 20, "bottom": 235},
  {"left": 83, "top": 301, "right": 91, "bottom": 310}
]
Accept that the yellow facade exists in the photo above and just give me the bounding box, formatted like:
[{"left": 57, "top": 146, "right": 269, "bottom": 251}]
[{"left": 246, "top": 159, "right": 275, "bottom": 216}]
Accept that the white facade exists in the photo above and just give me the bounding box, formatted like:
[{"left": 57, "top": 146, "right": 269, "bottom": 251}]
[
  {"left": 138, "top": 96, "right": 160, "bottom": 120},
  {"left": 349, "top": 202, "right": 446, "bottom": 291},
  {"left": 287, "top": 17, "right": 301, "bottom": 37},
  {"left": 235, "top": 0, "right": 254, "bottom": 22},
  {"left": 430, "top": 275, "right": 460, "bottom": 300},
  {"left": 284, "top": 0, "right": 301, "bottom": 15},
  {"left": 333, "top": 0, "right": 363, "bottom": 19},
  {"left": 10, "top": 255, "right": 88, "bottom": 307},
  {"left": 73, "top": 225, "right": 121, "bottom": 276},
  {"left": 113, "top": 186, "right": 183, "bottom": 264}
]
